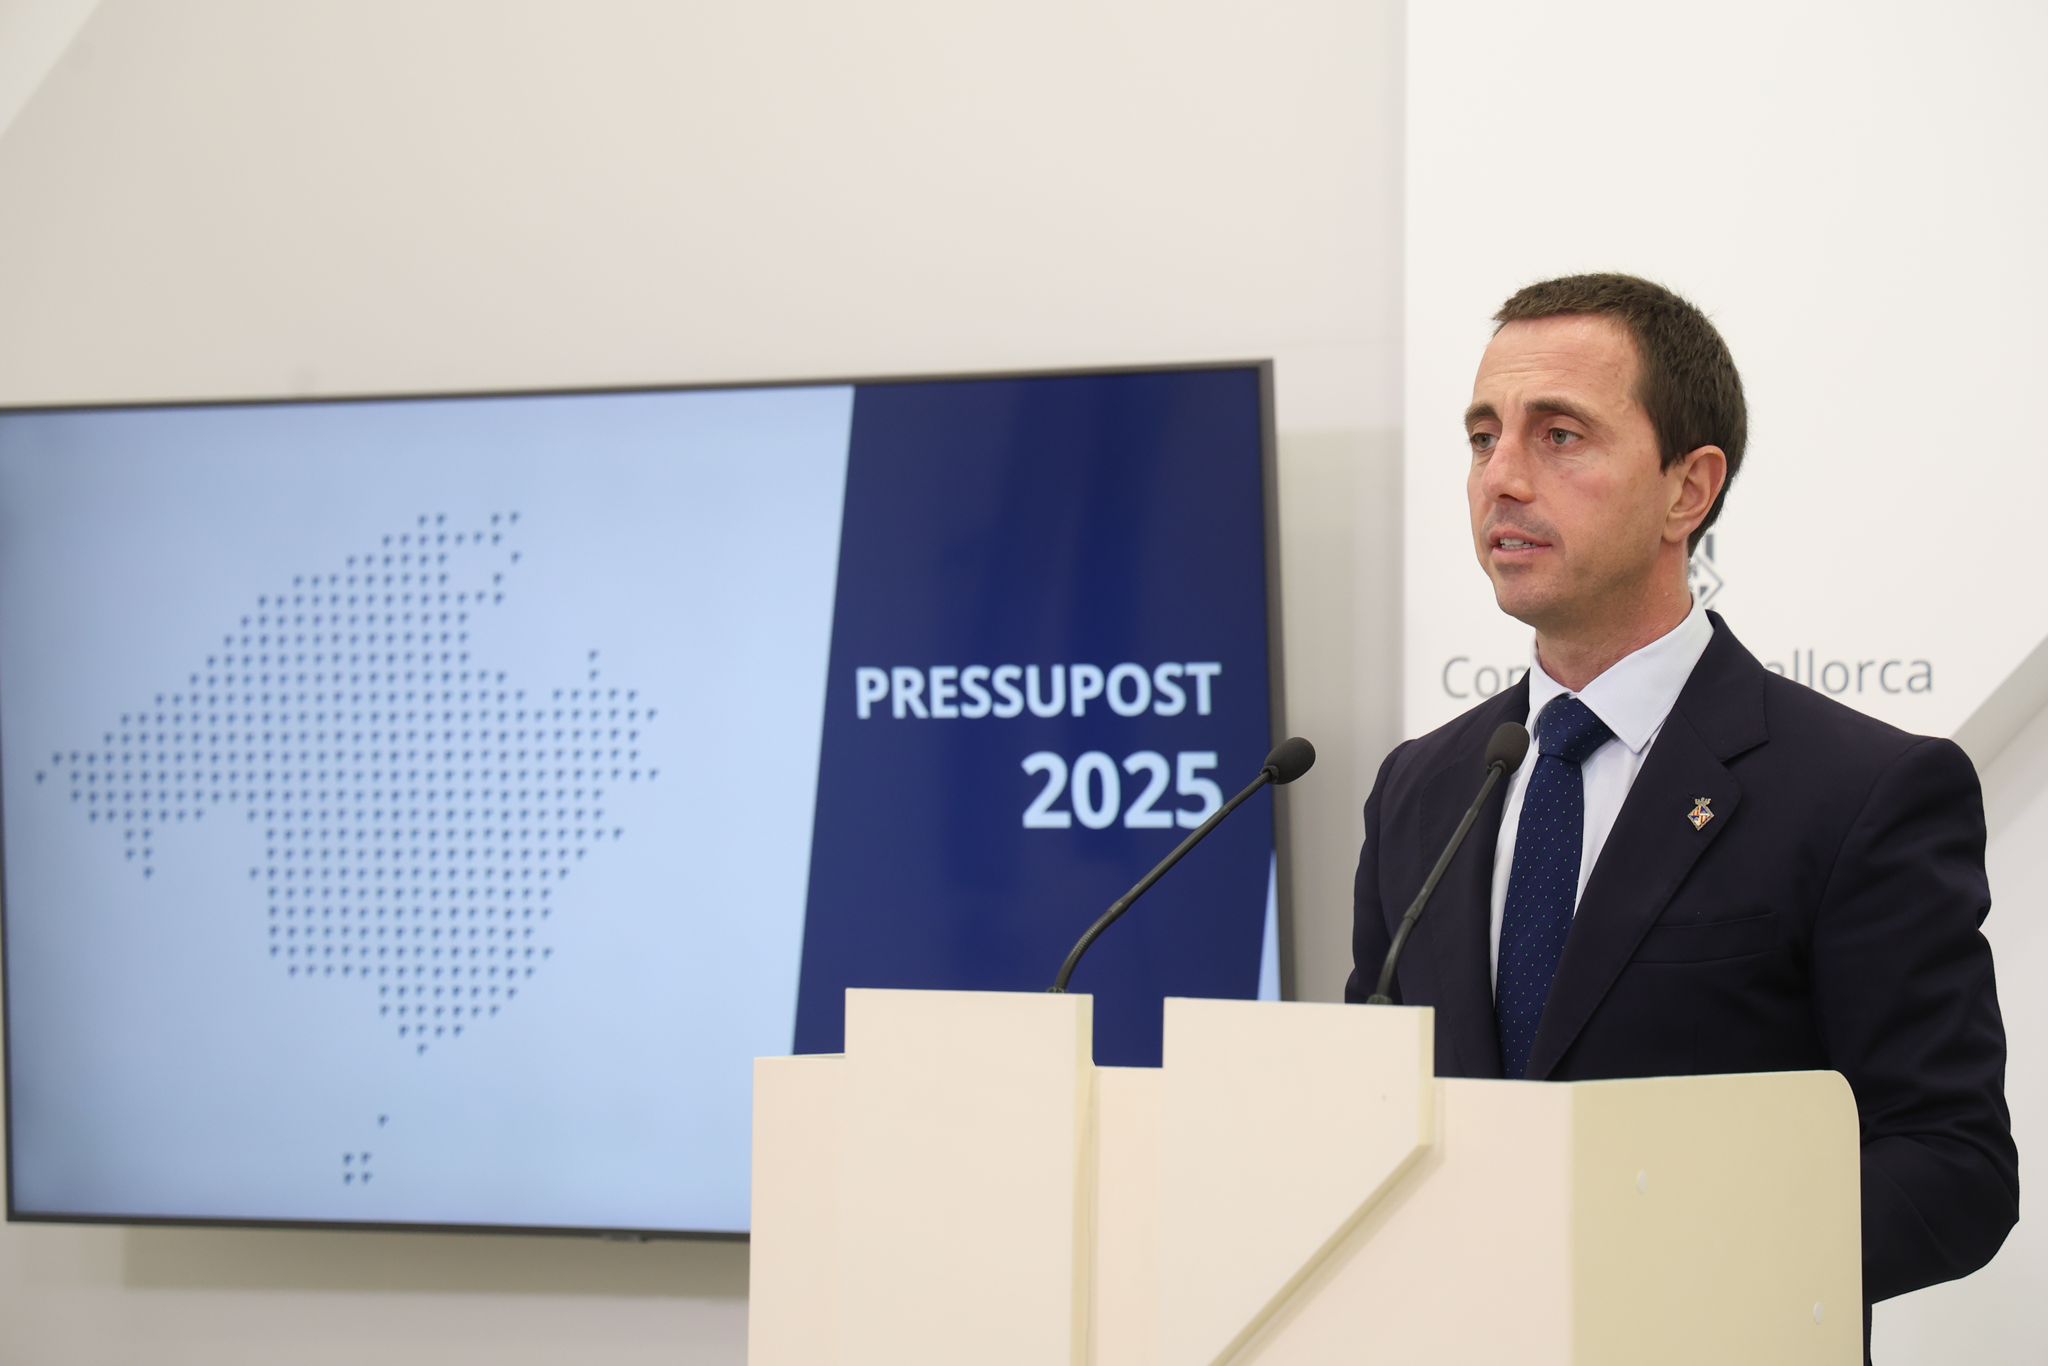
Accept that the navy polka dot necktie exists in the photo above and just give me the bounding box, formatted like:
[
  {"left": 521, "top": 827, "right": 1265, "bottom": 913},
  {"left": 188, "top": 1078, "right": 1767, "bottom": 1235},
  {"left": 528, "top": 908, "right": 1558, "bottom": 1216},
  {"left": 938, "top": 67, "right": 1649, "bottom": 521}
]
[{"left": 1496, "top": 694, "right": 1613, "bottom": 1080}]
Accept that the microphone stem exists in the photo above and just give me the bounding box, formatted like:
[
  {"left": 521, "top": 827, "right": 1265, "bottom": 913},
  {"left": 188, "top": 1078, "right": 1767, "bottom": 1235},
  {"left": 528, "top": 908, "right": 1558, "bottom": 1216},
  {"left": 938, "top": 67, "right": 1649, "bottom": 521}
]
[
  {"left": 1048, "top": 768, "right": 1276, "bottom": 994},
  {"left": 1367, "top": 760, "right": 1508, "bottom": 1005}
]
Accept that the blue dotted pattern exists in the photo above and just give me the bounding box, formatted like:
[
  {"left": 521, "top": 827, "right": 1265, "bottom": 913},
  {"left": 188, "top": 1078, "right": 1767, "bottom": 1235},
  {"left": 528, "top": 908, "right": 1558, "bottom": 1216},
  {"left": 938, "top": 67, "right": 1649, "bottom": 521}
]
[
  {"left": 1496, "top": 694, "right": 1611, "bottom": 1079},
  {"left": 36, "top": 511, "right": 660, "bottom": 1059}
]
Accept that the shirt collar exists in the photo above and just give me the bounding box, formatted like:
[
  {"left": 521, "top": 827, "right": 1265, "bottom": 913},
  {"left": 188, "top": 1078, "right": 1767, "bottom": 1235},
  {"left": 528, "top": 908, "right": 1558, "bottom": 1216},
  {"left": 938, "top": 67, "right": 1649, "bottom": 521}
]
[{"left": 1524, "top": 598, "right": 1714, "bottom": 755}]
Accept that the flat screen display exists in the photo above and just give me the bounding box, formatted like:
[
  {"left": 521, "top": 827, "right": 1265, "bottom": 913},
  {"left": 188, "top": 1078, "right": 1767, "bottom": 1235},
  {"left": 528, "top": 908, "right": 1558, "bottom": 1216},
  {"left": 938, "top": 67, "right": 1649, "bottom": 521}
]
[{"left": 0, "top": 364, "right": 1282, "bottom": 1235}]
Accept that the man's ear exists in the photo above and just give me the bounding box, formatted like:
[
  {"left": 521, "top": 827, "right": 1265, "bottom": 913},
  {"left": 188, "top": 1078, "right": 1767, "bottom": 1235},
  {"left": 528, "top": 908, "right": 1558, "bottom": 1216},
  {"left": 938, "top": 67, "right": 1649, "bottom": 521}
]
[{"left": 1667, "top": 445, "right": 1728, "bottom": 546}]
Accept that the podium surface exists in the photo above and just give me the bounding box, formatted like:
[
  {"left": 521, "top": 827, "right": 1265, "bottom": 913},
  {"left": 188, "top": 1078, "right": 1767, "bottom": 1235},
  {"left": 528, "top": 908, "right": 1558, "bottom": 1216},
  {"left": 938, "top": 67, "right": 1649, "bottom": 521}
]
[{"left": 752, "top": 990, "right": 1860, "bottom": 1365}]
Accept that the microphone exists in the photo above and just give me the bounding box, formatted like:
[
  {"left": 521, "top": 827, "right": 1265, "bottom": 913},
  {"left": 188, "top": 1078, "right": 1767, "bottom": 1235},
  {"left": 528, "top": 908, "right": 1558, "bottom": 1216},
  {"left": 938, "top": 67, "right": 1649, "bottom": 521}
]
[
  {"left": 1365, "top": 722, "right": 1529, "bottom": 1005},
  {"left": 1048, "top": 737, "right": 1316, "bottom": 994}
]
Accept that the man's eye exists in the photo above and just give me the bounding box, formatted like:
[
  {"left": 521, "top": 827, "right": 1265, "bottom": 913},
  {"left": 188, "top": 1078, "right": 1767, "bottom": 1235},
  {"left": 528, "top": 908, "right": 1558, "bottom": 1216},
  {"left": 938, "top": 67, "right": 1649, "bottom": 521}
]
[
  {"left": 1546, "top": 427, "right": 1580, "bottom": 447},
  {"left": 1469, "top": 431, "right": 1496, "bottom": 453}
]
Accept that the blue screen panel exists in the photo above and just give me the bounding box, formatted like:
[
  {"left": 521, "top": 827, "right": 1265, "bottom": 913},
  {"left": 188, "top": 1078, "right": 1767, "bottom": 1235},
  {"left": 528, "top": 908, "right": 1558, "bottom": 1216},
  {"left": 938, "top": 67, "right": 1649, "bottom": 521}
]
[{"left": 796, "top": 371, "right": 1274, "bottom": 1067}]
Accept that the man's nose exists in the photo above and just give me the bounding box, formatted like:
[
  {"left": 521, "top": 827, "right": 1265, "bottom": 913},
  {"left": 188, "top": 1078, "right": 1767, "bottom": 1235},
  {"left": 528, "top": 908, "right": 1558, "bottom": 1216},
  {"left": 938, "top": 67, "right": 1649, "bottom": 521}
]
[{"left": 1479, "top": 433, "right": 1536, "bottom": 502}]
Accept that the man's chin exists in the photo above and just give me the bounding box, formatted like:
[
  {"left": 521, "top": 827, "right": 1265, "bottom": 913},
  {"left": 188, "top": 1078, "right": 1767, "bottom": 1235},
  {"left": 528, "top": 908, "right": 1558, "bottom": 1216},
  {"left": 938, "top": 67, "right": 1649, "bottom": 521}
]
[{"left": 1487, "top": 579, "right": 1558, "bottom": 632}]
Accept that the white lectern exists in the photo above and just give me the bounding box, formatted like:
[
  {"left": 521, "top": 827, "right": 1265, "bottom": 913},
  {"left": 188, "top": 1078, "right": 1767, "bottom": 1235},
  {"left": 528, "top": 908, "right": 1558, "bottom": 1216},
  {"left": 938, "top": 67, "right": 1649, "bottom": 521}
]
[{"left": 751, "top": 990, "right": 1860, "bottom": 1365}]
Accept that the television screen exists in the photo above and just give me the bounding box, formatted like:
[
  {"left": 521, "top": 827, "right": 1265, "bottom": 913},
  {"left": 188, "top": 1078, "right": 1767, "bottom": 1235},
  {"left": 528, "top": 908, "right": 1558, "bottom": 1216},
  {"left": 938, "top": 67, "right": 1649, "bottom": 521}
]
[{"left": 0, "top": 364, "right": 1282, "bottom": 1236}]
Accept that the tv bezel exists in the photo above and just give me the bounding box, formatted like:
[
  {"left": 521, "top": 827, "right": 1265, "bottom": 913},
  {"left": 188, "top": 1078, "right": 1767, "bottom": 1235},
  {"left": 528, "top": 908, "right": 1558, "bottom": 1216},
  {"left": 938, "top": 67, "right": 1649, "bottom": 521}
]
[{"left": 0, "top": 358, "right": 1289, "bottom": 1242}]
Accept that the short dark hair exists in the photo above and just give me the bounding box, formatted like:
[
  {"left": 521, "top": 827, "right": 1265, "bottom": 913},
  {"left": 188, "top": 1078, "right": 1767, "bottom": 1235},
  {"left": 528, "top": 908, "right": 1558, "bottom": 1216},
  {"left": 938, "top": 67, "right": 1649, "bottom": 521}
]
[{"left": 1494, "top": 272, "right": 1746, "bottom": 551}]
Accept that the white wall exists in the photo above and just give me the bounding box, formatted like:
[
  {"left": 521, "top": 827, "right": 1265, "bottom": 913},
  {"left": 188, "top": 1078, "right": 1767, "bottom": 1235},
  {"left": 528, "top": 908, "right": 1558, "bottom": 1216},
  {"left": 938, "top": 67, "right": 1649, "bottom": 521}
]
[
  {"left": 0, "top": 0, "right": 94, "bottom": 133},
  {"left": 0, "top": 1, "right": 1404, "bottom": 1362}
]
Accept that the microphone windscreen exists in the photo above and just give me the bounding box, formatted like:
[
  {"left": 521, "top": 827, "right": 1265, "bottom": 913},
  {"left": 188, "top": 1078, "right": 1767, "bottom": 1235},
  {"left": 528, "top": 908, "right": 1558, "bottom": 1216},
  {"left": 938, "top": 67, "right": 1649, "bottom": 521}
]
[
  {"left": 1263, "top": 736, "right": 1317, "bottom": 784},
  {"left": 1486, "top": 722, "right": 1531, "bottom": 775}
]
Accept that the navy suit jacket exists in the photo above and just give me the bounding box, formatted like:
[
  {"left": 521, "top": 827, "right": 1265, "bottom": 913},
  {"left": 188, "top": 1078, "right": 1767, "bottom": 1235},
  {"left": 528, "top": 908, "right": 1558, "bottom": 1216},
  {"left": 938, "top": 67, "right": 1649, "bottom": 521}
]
[{"left": 1346, "top": 614, "right": 2018, "bottom": 1305}]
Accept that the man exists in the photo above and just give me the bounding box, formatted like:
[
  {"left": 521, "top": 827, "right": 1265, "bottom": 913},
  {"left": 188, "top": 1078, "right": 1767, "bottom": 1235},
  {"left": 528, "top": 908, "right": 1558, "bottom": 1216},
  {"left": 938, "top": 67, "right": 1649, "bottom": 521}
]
[{"left": 1346, "top": 273, "right": 2017, "bottom": 1329}]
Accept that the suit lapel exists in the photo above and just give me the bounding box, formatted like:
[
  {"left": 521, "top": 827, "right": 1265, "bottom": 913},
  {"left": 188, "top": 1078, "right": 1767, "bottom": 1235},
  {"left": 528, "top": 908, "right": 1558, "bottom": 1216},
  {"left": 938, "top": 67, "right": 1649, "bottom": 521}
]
[
  {"left": 1523, "top": 617, "right": 1769, "bottom": 1079},
  {"left": 1406, "top": 682, "right": 1526, "bottom": 1079}
]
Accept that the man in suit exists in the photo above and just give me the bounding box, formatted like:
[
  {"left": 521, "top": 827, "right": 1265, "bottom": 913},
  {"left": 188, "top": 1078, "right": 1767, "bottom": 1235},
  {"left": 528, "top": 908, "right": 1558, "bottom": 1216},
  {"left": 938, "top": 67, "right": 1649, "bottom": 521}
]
[{"left": 1347, "top": 273, "right": 2017, "bottom": 1322}]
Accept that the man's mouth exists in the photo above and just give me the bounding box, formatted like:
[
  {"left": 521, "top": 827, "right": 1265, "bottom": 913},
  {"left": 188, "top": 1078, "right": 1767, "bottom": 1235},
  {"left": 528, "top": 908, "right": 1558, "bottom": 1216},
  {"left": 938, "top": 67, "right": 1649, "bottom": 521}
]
[{"left": 1490, "top": 531, "right": 1551, "bottom": 552}]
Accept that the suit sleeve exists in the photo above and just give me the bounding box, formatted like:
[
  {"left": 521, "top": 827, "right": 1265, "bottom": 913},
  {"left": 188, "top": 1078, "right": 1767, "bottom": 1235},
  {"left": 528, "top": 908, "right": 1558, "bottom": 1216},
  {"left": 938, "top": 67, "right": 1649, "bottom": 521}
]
[
  {"left": 1810, "top": 736, "right": 2019, "bottom": 1302},
  {"left": 1344, "top": 744, "right": 1405, "bottom": 1004}
]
